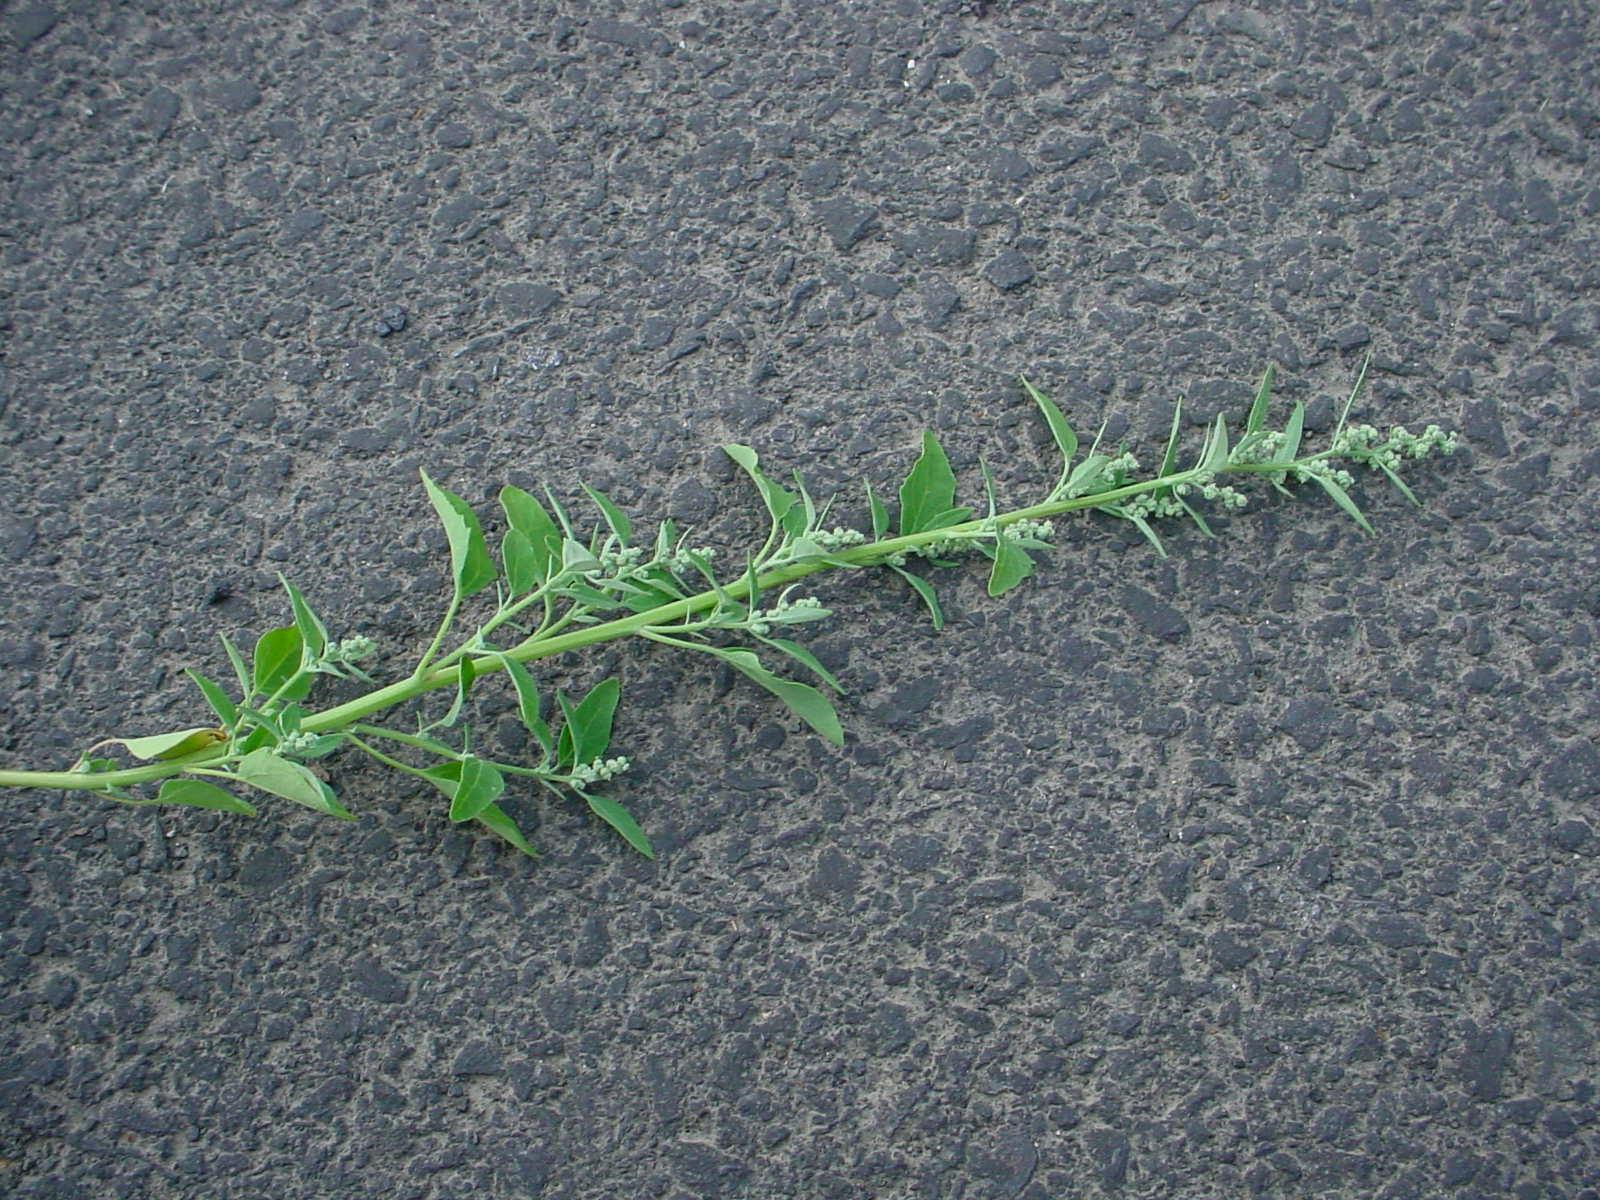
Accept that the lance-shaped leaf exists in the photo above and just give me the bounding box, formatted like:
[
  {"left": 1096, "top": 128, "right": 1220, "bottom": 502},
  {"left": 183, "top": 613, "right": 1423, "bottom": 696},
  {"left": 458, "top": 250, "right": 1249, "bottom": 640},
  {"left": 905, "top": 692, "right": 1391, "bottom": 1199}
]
[
  {"left": 116, "top": 727, "right": 229, "bottom": 762},
  {"left": 186, "top": 669, "right": 238, "bottom": 726},
  {"left": 278, "top": 574, "right": 328, "bottom": 659},
  {"left": 581, "top": 483, "right": 632, "bottom": 545},
  {"left": 234, "top": 748, "right": 354, "bottom": 819},
  {"left": 585, "top": 793, "right": 654, "bottom": 859},
  {"left": 892, "top": 565, "right": 944, "bottom": 630},
  {"left": 219, "top": 633, "right": 252, "bottom": 701},
  {"left": 476, "top": 802, "right": 538, "bottom": 859},
  {"left": 755, "top": 634, "right": 844, "bottom": 692},
  {"left": 420, "top": 469, "right": 497, "bottom": 598},
  {"left": 709, "top": 648, "right": 843, "bottom": 745},
  {"left": 556, "top": 677, "right": 621, "bottom": 770},
  {"left": 1246, "top": 363, "right": 1276, "bottom": 434},
  {"left": 495, "top": 653, "right": 554, "bottom": 759},
  {"left": 155, "top": 778, "right": 258, "bottom": 816},
  {"left": 1310, "top": 472, "right": 1375, "bottom": 534},
  {"left": 1158, "top": 399, "right": 1185, "bottom": 480},
  {"left": 1021, "top": 376, "right": 1078, "bottom": 488},
  {"left": 1276, "top": 401, "right": 1306, "bottom": 465},
  {"left": 865, "top": 481, "right": 889, "bottom": 539}
]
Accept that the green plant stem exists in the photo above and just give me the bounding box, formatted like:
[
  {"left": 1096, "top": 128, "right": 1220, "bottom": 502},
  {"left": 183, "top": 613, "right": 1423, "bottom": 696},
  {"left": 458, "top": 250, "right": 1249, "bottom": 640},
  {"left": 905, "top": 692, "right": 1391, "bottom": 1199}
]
[
  {"left": 412, "top": 590, "right": 462, "bottom": 677},
  {"left": 0, "top": 453, "right": 1354, "bottom": 796}
]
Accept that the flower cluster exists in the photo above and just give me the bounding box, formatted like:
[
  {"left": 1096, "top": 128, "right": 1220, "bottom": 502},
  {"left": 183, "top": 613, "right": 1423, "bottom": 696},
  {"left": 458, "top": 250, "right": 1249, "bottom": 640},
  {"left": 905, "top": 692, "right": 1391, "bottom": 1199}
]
[
  {"left": 811, "top": 526, "right": 868, "bottom": 551},
  {"left": 1290, "top": 461, "right": 1357, "bottom": 489},
  {"left": 1103, "top": 450, "right": 1140, "bottom": 478},
  {"left": 1006, "top": 518, "right": 1055, "bottom": 543},
  {"left": 327, "top": 635, "right": 377, "bottom": 663},
  {"left": 596, "top": 545, "right": 646, "bottom": 573},
  {"left": 667, "top": 545, "right": 717, "bottom": 572},
  {"left": 1334, "top": 423, "right": 1458, "bottom": 468},
  {"left": 279, "top": 731, "right": 321, "bottom": 755},
  {"left": 748, "top": 594, "right": 827, "bottom": 635},
  {"left": 570, "top": 755, "right": 630, "bottom": 786}
]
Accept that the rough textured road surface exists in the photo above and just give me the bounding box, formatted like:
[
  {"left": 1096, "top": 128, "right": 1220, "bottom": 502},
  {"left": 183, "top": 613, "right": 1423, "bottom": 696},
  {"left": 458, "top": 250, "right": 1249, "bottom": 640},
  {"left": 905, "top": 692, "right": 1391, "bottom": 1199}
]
[{"left": 2, "top": 2, "right": 1598, "bottom": 1197}]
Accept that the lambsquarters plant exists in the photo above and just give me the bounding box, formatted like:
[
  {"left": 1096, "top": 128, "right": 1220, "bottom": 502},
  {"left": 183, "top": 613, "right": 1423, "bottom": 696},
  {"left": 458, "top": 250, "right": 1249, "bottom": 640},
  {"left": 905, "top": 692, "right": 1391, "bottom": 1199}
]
[{"left": 0, "top": 361, "right": 1457, "bottom": 861}]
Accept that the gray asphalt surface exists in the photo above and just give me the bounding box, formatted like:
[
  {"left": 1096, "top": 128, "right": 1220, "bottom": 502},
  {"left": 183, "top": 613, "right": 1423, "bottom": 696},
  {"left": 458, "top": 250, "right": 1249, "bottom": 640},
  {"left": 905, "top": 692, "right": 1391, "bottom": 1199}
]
[{"left": 2, "top": 2, "right": 1598, "bottom": 1197}]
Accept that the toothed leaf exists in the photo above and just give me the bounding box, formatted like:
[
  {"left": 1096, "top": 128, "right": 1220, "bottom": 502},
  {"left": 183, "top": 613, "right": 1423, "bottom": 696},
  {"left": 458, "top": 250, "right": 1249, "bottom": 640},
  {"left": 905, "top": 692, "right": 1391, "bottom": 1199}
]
[
  {"left": 900, "top": 431, "right": 961, "bottom": 535},
  {"left": 987, "top": 535, "right": 1035, "bottom": 597}
]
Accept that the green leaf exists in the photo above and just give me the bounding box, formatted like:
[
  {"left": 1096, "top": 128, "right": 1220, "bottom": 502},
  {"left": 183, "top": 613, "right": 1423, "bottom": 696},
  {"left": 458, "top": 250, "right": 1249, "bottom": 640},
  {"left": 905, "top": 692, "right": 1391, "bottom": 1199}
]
[
  {"left": 219, "top": 632, "right": 251, "bottom": 699},
  {"left": 117, "top": 727, "right": 229, "bottom": 761},
  {"left": 236, "top": 725, "right": 277, "bottom": 755},
  {"left": 581, "top": 483, "right": 632, "bottom": 545},
  {"left": 420, "top": 469, "right": 497, "bottom": 598},
  {"left": 756, "top": 634, "right": 844, "bottom": 692},
  {"left": 502, "top": 530, "right": 539, "bottom": 595},
  {"left": 278, "top": 574, "right": 328, "bottom": 659},
  {"left": 435, "top": 655, "right": 476, "bottom": 731},
  {"left": 723, "top": 444, "right": 798, "bottom": 528},
  {"left": 1333, "top": 351, "right": 1371, "bottom": 448},
  {"left": 1246, "top": 363, "right": 1276, "bottom": 434},
  {"left": 987, "top": 535, "right": 1035, "bottom": 597},
  {"left": 1276, "top": 401, "right": 1305, "bottom": 464},
  {"left": 561, "top": 537, "right": 601, "bottom": 573},
  {"left": 476, "top": 802, "right": 538, "bottom": 859},
  {"left": 556, "top": 677, "right": 621, "bottom": 769},
  {"left": 900, "top": 431, "right": 961, "bottom": 535},
  {"left": 891, "top": 566, "right": 944, "bottom": 631},
  {"left": 235, "top": 748, "right": 354, "bottom": 819},
  {"left": 1123, "top": 511, "right": 1169, "bottom": 557},
  {"left": 252, "top": 625, "right": 312, "bottom": 701},
  {"left": 865, "top": 482, "right": 889, "bottom": 540},
  {"left": 1179, "top": 497, "right": 1216, "bottom": 538},
  {"left": 423, "top": 756, "right": 506, "bottom": 823},
  {"left": 155, "top": 778, "right": 258, "bottom": 816},
  {"left": 712, "top": 648, "right": 844, "bottom": 745},
  {"left": 1065, "top": 454, "right": 1112, "bottom": 496},
  {"left": 495, "top": 654, "right": 554, "bottom": 758},
  {"left": 499, "top": 486, "right": 564, "bottom": 582},
  {"left": 1376, "top": 460, "right": 1421, "bottom": 507},
  {"left": 290, "top": 734, "right": 345, "bottom": 760},
  {"left": 1159, "top": 399, "right": 1185, "bottom": 480},
  {"left": 1021, "top": 375, "right": 1078, "bottom": 481},
  {"left": 585, "top": 793, "right": 655, "bottom": 858},
  {"left": 186, "top": 669, "right": 238, "bottom": 726},
  {"left": 1311, "top": 472, "right": 1375, "bottom": 534},
  {"left": 1205, "top": 415, "right": 1231, "bottom": 471}
]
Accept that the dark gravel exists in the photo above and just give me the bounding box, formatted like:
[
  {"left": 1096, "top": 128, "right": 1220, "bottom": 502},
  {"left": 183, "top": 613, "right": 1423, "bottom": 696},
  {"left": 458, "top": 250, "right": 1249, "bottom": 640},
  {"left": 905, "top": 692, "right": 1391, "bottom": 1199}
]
[{"left": 2, "top": 3, "right": 1598, "bottom": 1198}]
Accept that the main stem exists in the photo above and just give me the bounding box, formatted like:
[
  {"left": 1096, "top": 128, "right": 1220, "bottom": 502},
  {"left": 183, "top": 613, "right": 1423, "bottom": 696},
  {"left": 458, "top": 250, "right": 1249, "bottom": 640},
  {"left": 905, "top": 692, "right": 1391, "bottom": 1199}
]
[{"left": 0, "top": 459, "right": 1288, "bottom": 794}]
